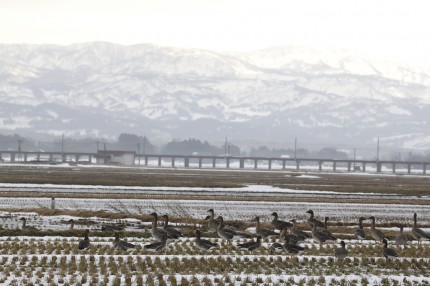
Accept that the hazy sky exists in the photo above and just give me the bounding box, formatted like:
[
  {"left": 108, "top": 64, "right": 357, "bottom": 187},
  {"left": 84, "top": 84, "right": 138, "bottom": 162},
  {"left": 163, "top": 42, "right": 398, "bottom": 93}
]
[{"left": 1, "top": 0, "right": 429, "bottom": 61}]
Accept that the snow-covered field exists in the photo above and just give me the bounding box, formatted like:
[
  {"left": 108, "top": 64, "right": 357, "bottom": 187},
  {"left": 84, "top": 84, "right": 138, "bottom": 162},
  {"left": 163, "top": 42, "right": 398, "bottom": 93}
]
[{"left": 1, "top": 170, "right": 430, "bottom": 285}]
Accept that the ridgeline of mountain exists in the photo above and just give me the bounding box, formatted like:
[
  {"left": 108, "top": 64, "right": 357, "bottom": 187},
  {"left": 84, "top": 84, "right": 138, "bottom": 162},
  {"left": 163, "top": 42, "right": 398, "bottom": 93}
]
[{"left": 1, "top": 42, "right": 429, "bottom": 149}]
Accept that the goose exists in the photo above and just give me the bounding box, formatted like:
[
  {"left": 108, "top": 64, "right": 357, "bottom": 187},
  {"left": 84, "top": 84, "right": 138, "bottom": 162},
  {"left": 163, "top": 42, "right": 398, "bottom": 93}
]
[
  {"left": 216, "top": 216, "right": 242, "bottom": 244},
  {"left": 368, "top": 216, "right": 386, "bottom": 243},
  {"left": 311, "top": 221, "right": 328, "bottom": 246},
  {"left": 113, "top": 233, "right": 135, "bottom": 251},
  {"left": 270, "top": 242, "right": 284, "bottom": 254},
  {"left": 144, "top": 235, "right": 167, "bottom": 252},
  {"left": 355, "top": 217, "right": 366, "bottom": 241},
  {"left": 321, "top": 217, "right": 337, "bottom": 241},
  {"left": 253, "top": 216, "right": 276, "bottom": 237},
  {"left": 279, "top": 227, "right": 301, "bottom": 245},
  {"left": 382, "top": 238, "right": 399, "bottom": 260},
  {"left": 283, "top": 237, "right": 305, "bottom": 256},
  {"left": 206, "top": 209, "right": 221, "bottom": 232},
  {"left": 162, "top": 214, "right": 183, "bottom": 239},
  {"left": 334, "top": 241, "right": 348, "bottom": 261},
  {"left": 411, "top": 213, "right": 430, "bottom": 244},
  {"left": 271, "top": 212, "right": 292, "bottom": 230},
  {"left": 306, "top": 210, "right": 324, "bottom": 229},
  {"left": 289, "top": 219, "right": 312, "bottom": 241},
  {"left": 19, "top": 217, "right": 38, "bottom": 230},
  {"left": 194, "top": 229, "right": 218, "bottom": 251},
  {"left": 68, "top": 219, "right": 75, "bottom": 230},
  {"left": 78, "top": 229, "right": 90, "bottom": 250},
  {"left": 237, "top": 236, "right": 262, "bottom": 251},
  {"left": 101, "top": 224, "right": 124, "bottom": 231},
  {"left": 149, "top": 212, "right": 168, "bottom": 242},
  {"left": 395, "top": 226, "right": 408, "bottom": 246},
  {"left": 206, "top": 209, "right": 238, "bottom": 233}
]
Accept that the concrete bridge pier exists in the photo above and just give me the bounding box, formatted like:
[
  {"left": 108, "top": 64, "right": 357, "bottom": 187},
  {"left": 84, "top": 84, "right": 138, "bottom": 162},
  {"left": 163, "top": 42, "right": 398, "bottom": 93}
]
[
  {"left": 392, "top": 163, "right": 396, "bottom": 174},
  {"left": 226, "top": 158, "right": 230, "bottom": 168},
  {"left": 376, "top": 162, "right": 382, "bottom": 173},
  {"left": 347, "top": 162, "right": 351, "bottom": 172},
  {"left": 49, "top": 154, "right": 53, "bottom": 162},
  {"left": 158, "top": 157, "right": 162, "bottom": 167},
  {"left": 254, "top": 159, "right": 258, "bottom": 169},
  {"left": 199, "top": 158, "right": 202, "bottom": 168},
  {"left": 408, "top": 164, "right": 411, "bottom": 174},
  {"left": 240, "top": 159, "right": 244, "bottom": 169},
  {"left": 268, "top": 159, "right": 272, "bottom": 170},
  {"left": 333, "top": 161, "right": 337, "bottom": 171},
  {"left": 318, "top": 161, "right": 322, "bottom": 172},
  {"left": 212, "top": 158, "right": 216, "bottom": 168},
  {"left": 11, "top": 153, "right": 16, "bottom": 162},
  {"left": 184, "top": 157, "right": 190, "bottom": 168},
  {"left": 23, "top": 153, "right": 28, "bottom": 162},
  {"left": 296, "top": 160, "right": 300, "bottom": 170},
  {"left": 423, "top": 164, "right": 427, "bottom": 175},
  {"left": 282, "top": 160, "right": 286, "bottom": 169},
  {"left": 172, "top": 157, "right": 175, "bottom": 167},
  {"left": 144, "top": 156, "right": 148, "bottom": 166},
  {"left": 362, "top": 163, "right": 366, "bottom": 172}
]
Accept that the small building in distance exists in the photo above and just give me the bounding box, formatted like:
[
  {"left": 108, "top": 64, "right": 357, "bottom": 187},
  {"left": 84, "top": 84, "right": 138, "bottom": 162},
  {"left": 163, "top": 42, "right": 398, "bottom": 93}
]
[{"left": 95, "top": 150, "right": 136, "bottom": 165}]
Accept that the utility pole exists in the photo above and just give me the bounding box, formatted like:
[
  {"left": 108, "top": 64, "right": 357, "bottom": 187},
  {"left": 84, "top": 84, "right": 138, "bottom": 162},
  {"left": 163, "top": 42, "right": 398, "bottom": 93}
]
[
  {"left": 61, "top": 134, "right": 64, "bottom": 154},
  {"left": 376, "top": 137, "right": 380, "bottom": 161},
  {"left": 294, "top": 137, "right": 297, "bottom": 160},
  {"left": 224, "top": 137, "right": 228, "bottom": 157},
  {"left": 137, "top": 142, "right": 141, "bottom": 165},
  {"left": 353, "top": 147, "right": 356, "bottom": 171}
]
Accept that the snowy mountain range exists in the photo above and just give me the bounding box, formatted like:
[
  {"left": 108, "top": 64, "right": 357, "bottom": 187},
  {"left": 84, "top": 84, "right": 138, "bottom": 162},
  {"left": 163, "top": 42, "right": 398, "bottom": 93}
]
[{"left": 0, "top": 42, "right": 429, "bottom": 150}]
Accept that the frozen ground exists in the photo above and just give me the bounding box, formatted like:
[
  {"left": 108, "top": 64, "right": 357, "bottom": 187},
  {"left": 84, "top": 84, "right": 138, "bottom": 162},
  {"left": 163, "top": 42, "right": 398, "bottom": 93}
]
[{"left": 1, "top": 166, "right": 430, "bottom": 285}]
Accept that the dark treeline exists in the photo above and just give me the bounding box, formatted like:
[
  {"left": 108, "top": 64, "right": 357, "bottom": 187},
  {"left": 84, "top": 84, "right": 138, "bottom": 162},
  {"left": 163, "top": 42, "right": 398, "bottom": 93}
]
[{"left": 1, "top": 133, "right": 430, "bottom": 161}]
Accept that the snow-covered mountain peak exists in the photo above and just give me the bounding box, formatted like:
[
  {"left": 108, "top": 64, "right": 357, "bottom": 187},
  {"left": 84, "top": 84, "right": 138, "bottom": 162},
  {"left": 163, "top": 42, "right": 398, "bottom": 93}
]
[{"left": 0, "top": 42, "right": 429, "bottom": 149}]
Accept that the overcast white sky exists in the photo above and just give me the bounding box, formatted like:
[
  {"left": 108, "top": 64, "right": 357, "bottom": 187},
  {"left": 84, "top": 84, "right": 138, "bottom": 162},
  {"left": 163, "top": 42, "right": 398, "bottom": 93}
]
[{"left": 1, "top": 0, "right": 429, "bottom": 61}]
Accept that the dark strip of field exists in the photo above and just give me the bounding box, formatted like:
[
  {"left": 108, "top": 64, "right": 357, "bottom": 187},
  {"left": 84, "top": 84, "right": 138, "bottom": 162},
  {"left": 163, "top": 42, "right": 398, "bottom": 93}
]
[{"left": 0, "top": 165, "right": 429, "bottom": 197}]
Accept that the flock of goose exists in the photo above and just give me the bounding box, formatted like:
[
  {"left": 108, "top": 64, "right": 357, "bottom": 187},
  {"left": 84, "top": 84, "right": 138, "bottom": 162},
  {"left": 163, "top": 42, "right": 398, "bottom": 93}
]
[{"left": 19, "top": 210, "right": 430, "bottom": 260}]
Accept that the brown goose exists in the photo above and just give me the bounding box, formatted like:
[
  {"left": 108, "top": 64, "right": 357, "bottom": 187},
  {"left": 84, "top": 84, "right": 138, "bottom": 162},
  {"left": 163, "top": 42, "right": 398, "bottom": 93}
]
[
  {"left": 271, "top": 212, "right": 292, "bottom": 230},
  {"left": 283, "top": 237, "right": 305, "bottom": 256},
  {"left": 19, "top": 217, "right": 38, "bottom": 230},
  {"left": 311, "top": 221, "right": 328, "bottom": 246},
  {"left": 395, "top": 226, "right": 408, "bottom": 246},
  {"left": 253, "top": 216, "right": 276, "bottom": 237},
  {"left": 195, "top": 229, "right": 218, "bottom": 251},
  {"left": 162, "top": 214, "right": 183, "bottom": 239},
  {"left": 320, "top": 217, "right": 337, "bottom": 241},
  {"left": 412, "top": 213, "right": 430, "bottom": 244},
  {"left": 270, "top": 242, "right": 284, "bottom": 254},
  {"left": 68, "top": 219, "right": 75, "bottom": 230},
  {"left": 149, "top": 212, "right": 168, "bottom": 242},
  {"left": 306, "top": 210, "right": 324, "bottom": 229},
  {"left": 382, "top": 238, "right": 399, "bottom": 260},
  {"left": 368, "top": 216, "right": 386, "bottom": 243},
  {"left": 78, "top": 229, "right": 90, "bottom": 250},
  {"left": 237, "top": 236, "right": 262, "bottom": 251},
  {"left": 101, "top": 224, "right": 124, "bottom": 231},
  {"left": 206, "top": 209, "right": 221, "bottom": 232},
  {"left": 216, "top": 216, "right": 242, "bottom": 244},
  {"left": 113, "top": 233, "right": 135, "bottom": 251},
  {"left": 355, "top": 217, "right": 366, "bottom": 241},
  {"left": 289, "top": 219, "right": 312, "bottom": 240},
  {"left": 144, "top": 235, "right": 167, "bottom": 252},
  {"left": 334, "top": 241, "right": 348, "bottom": 261},
  {"left": 279, "top": 227, "right": 301, "bottom": 245}
]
